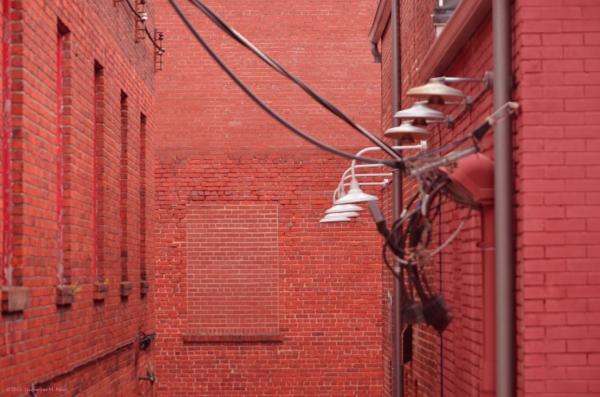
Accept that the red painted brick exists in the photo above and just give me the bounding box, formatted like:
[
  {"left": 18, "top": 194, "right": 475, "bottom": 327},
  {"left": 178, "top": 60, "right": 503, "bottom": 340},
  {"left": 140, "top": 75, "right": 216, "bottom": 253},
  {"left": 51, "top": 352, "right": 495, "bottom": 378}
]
[
  {"left": 152, "top": 1, "right": 384, "bottom": 396},
  {"left": 543, "top": 33, "right": 584, "bottom": 46},
  {"left": 567, "top": 339, "right": 600, "bottom": 352},
  {"left": 1, "top": 0, "right": 156, "bottom": 394},
  {"left": 545, "top": 380, "right": 588, "bottom": 393}
]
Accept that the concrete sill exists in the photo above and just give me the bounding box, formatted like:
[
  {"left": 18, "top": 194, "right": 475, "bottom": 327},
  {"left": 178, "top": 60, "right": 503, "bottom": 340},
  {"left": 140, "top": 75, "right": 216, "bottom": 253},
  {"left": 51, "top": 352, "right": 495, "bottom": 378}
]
[
  {"left": 140, "top": 280, "right": 149, "bottom": 297},
  {"left": 182, "top": 333, "right": 284, "bottom": 344},
  {"left": 93, "top": 282, "right": 109, "bottom": 301},
  {"left": 1, "top": 286, "right": 29, "bottom": 313},
  {"left": 418, "top": 0, "right": 491, "bottom": 81},
  {"left": 56, "top": 285, "right": 75, "bottom": 306},
  {"left": 120, "top": 281, "right": 133, "bottom": 298}
]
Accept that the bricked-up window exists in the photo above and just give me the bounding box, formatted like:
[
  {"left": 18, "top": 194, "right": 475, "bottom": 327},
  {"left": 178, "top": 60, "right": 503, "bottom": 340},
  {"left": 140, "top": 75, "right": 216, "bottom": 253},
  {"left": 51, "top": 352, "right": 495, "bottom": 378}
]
[
  {"left": 185, "top": 203, "right": 280, "bottom": 337},
  {"left": 120, "top": 91, "right": 129, "bottom": 284},
  {"left": 139, "top": 113, "right": 147, "bottom": 283},
  {"left": 93, "top": 62, "right": 104, "bottom": 282},
  {"left": 56, "top": 20, "right": 71, "bottom": 285}
]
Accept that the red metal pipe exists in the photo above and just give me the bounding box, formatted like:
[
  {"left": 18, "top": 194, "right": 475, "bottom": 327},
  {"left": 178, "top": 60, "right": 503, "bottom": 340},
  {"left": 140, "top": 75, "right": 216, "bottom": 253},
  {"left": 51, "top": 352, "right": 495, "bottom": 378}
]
[
  {"left": 2, "top": 0, "right": 12, "bottom": 286},
  {"left": 481, "top": 205, "right": 496, "bottom": 397}
]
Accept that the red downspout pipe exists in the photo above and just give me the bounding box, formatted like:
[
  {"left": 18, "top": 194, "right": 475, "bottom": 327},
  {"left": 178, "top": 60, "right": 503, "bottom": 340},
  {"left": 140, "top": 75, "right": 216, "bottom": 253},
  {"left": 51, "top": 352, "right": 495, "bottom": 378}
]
[
  {"left": 492, "top": 1, "right": 515, "bottom": 395},
  {"left": 390, "top": 0, "right": 404, "bottom": 396},
  {"left": 2, "top": 0, "right": 12, "bottom": 287},
  {"left": 481, "top": 205, "right": 496, "bottom": 397}
]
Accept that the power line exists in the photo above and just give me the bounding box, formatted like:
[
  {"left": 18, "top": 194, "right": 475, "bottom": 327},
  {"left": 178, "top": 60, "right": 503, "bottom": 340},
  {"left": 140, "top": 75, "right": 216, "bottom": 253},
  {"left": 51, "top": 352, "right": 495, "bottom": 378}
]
[
  {"left": 187, "top": 0, "right": 401, "bottom": 162},
  {"left": 168, "top": 0, "right": 403, "bottom": 167}
]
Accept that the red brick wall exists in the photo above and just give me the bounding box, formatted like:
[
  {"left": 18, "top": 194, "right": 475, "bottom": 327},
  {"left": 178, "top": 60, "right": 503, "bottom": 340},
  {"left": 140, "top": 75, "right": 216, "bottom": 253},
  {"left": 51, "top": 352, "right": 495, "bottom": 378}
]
[
  {"left": 377, "top": 0, "right": 600, "bottom": 396},
  {"left": 153, "top": 0, "right": 384, "bottom": 395},
  {"left": 515, "top": 0, "right": 600, "bottom": 395},
  {"left": 0, "top": 1, "right": 156, "bottom": 395},
  {"left": 186, "top": 203, "right": 280, "bottom": 336},
  {"left": 154, "top": 152, "right": 385, "bottom": 396},
  {"left": 382, "top": 4, "right": 498, "bottom": 396},
  {"left": 381, "top": 1, "right": 494, "bottom": 397}
]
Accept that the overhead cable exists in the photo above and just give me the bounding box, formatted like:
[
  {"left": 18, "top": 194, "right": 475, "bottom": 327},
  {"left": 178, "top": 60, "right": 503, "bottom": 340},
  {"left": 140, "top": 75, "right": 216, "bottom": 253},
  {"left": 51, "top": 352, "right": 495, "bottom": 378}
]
[
  {"left": 187, "top": 0, "right": 401, "bottom": 162},
  {"left": 168, "top": 0, "right": 402, "bottom": 167}
]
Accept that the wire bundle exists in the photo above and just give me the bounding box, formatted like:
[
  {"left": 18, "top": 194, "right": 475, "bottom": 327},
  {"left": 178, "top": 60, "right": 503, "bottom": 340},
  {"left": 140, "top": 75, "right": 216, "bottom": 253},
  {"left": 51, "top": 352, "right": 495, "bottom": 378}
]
[
  {"left": 376, "top": 175, "right": 454, "bottom": 332},
  {"left": 168, "top": 0, "right": 402, "bottom": 166}
]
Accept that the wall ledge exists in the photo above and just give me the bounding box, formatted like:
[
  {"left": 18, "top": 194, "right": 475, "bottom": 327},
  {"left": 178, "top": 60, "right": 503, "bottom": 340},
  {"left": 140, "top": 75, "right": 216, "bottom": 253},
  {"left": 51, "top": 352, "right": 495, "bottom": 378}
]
[
  {"left": 182, "top": 333, "right": 284, "bottom": 344},
  {"left": 418, "top": 0, "right": 491, "bottom": 82}
]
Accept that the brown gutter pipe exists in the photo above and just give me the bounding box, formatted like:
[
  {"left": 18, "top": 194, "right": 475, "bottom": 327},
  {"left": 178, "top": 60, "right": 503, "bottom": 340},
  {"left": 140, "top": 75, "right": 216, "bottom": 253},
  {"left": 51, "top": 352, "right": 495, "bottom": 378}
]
[
  {"left": 390, "top": 0, "right": 403, "bottom": 396},
  {"left": 482, "top": 205, "right": 496, "bottom": 397},
  {"left": 492, "top": 0, "right": 515, "bottom": 396}
]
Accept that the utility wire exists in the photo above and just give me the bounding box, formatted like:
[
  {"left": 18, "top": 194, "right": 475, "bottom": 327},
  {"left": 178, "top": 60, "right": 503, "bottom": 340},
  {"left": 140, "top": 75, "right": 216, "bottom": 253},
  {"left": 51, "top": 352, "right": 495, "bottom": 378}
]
[
  {"left": 186, "top": 0, "right": 401, "bottom": 162},
  {"left": 168, "top": 0, "right": 402, "bottom": 167}
]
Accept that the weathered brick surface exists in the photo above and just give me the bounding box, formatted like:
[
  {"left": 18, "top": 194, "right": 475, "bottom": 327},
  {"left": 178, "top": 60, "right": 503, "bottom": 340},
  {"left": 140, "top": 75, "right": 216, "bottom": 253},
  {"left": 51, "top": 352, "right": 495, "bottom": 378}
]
[
  {"left": 154, "top": 152, "right": 385, "bottom": 396},
  {"left": 153, "top": 0, "right": 384, "bottom": 395},
  {"left": 0, "top": 1, "right": 156, "bottom": 395}
]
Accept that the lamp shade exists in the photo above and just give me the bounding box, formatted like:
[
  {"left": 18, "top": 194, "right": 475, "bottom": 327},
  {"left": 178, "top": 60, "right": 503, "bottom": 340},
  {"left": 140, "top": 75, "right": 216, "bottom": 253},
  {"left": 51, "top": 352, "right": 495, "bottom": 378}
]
[
  {"left": 394, "top": 102, "right": 445, "bottom": 126},
  {"left": 335, "top": 179, "right": 378, "bottom": 205},
  {"left": 320, "top": 213, "right": 352, "bottom": 223},
  {"left": 385, "top": 121, "right": 431, "bottom": 142},
  {"left": 325, "top": 204, "right": 363, "bottom": 214},
  {"left": 407, "top": 78, "right": 466, "bottom": 105},
  {"left": 335, "top": 211, "right": 360, "bottom": 218}
]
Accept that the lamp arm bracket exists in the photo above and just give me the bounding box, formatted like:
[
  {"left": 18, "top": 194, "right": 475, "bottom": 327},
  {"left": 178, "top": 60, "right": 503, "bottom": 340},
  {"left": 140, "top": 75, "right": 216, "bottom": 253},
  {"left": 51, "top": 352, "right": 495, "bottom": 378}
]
[
  {"left": 439, "top": 71, "right": 493, "bottom": 86},
  {"left": 487, "top": 101, "right": 520, "bottom": 126}
]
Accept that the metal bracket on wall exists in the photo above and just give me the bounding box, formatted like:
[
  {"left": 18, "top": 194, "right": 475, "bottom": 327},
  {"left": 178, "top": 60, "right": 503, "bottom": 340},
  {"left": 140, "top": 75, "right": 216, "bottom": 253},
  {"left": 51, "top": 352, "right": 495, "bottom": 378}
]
[{"left": 154, "top": 30, "right": 165, "bottom": 71}]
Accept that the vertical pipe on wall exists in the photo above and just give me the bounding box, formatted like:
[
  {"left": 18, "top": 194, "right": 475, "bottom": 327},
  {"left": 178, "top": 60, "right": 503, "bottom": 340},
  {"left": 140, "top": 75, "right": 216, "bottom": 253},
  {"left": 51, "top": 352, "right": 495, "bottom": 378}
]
[
  {"left": 492, "top": 0, "right": 515, "bottom": 396},
  {"left": 390, "top": 0, "right": 403, "bottom": 396},
  {"left": 481, "top": 206, "right": 496, "bottom": 397}
]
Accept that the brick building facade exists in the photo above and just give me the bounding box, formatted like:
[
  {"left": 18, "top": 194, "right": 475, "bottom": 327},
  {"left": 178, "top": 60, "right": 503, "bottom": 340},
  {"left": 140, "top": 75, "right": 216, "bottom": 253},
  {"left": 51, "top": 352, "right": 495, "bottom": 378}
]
[
  {"left": 0, "top": 1, "right": 157, "bottom": 395},
  {"left": 372, "top": 0, "right": 600, "bottom": 396},
  {"left": 152, "top": 0, "right": 386, "bottom": 395},
  {"left": 3, "top": 0, "right": 600, "bottom": 396}
]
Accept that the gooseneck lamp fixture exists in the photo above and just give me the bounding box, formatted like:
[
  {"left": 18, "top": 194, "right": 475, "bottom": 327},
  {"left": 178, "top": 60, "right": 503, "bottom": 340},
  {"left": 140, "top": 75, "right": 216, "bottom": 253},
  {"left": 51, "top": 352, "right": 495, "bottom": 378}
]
[
  {"left": 321, "top": 171, "right": 393, "bottom": 223},
  {"left": 393, "top": 102, "right": 446, "bottom": 126},
  {"left": 384, "top": 121, "right": 430, "bottom": 142},
  {"left": 336, "top": 143, "right": 426, "bottom": 205},
  {"left": 406, "top": 77, "right": 466, "bottom": 105},
  {"left": 335, "top": 178, "right": 381, "bottom": 205},
  {"left": 407, "top": 72, "right": 494, "bottom": 108},
  {"left": 325, "top": 203, "right": 363, "bottom": 214},
  {"left": 323, "top": 142, "right": 428, "bottom": 223},
  {"left": 320, "top": 213, "right": 353, "bottom": 223}
]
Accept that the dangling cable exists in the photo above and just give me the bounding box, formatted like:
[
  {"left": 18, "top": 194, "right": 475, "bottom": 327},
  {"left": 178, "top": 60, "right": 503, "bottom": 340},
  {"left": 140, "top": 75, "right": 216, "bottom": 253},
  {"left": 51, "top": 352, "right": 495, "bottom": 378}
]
[
  {"left": 186, "top": 0, "right": 402, "bottom": 162},
  {"left": 168, "top": 0, "right": 402, "bottom": 167}
]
